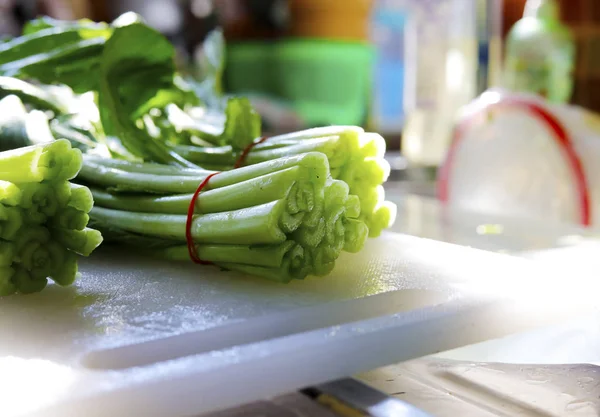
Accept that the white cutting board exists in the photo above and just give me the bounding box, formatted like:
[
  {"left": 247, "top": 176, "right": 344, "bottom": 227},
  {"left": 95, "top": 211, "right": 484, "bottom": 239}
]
[{"left": 0, "top": 232, "right": 597, "bottom": 417}]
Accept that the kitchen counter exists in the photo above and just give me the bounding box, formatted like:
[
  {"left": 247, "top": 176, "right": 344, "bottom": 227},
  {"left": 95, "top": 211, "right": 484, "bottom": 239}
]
[{"left": 386, "top": 183, "right": 594, "bottom": 253}]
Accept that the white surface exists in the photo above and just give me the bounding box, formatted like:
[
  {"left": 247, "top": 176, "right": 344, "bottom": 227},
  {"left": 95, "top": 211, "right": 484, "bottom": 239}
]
[
  {"left": 384, "top": 193, "right": 600, "bottom": 367},
  {"left": 436, "top": 241, "right": 600, "bottom": 366},
  {"left": 361, "top": 360, "right": 600, "bottom": 417},
  {"left": 388, "top": 191, "right": 596, "bottom": 253},
  {"left": 1, "top": 231, "right": 597, "bottom": 417}
]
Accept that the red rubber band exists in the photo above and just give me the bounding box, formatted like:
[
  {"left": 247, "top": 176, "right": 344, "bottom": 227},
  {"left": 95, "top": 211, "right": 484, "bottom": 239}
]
[
  {"left": 186, "top": 172, "right": 220, "bottom": 264},
  {"left": 186, "top": 136, "right": 271, "bottom": 263},
  {"left": 234, "top": 136, "right": 270, "bottom": 168}
]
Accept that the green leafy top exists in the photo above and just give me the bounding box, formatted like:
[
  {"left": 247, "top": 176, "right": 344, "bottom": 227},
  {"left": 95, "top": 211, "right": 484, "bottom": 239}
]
[
  {"left": 0, "top": 13, "right": 263, "bottom": 166},
  {"left": 98, "top": 22, "right": 197, "bottom": 166},
  {"left": 221, "top": 97, "right": 261, "bottom": 150}
]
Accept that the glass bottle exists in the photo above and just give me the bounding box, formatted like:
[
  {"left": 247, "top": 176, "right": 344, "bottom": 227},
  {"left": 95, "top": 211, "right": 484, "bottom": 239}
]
[{"left": 503, "top": 0, "right": 575, "bottom": 103}]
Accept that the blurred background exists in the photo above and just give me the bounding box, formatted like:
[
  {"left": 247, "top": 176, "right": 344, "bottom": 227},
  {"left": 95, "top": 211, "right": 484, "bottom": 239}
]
[{"left": 0, "top": 0, "right": 597, "bottom": 186}]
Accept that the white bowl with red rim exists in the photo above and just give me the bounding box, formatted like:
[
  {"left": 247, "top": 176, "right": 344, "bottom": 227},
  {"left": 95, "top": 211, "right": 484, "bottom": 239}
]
[{"left": 437, "top": 89, "right": 600, "bottom": 227}]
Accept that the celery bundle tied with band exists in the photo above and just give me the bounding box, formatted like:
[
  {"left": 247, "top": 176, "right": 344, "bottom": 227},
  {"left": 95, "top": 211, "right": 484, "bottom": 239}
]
[
  {"left": 0, "top": 139, "right": 102, "bottom": 295},
  {"left": 0, "top": 14, "right": 397, "bottom": 286},
  {"left": 79, "top": 152, "right": 367, "bottom": 282},
  {"left": 169, "top": 125, "right": 396, "bottom": 237}
]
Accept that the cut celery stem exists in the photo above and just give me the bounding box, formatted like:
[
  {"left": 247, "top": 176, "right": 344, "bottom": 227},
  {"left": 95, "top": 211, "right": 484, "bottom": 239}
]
[
  {"left": 51, "top": 227, "right": 103, "bottom": 256},
  {"left": 68, "top": 183, "right": 93, "bottom": 212},
  {"left": 11, "top": 266, "right": 47, "bottom": 294},
  {"left": 19, "top": 182, "right": 58, "bottom": 217},
  {"left": 90, "top": 166, "right": 302, "bottom": 215},
  {"left": 0, "top": 204, "right": 22, "bottom": 240},
  {"left": 151, "top": 241, "right": 296, "bottom": 268},
  {"left": 0, "top": 241, "right": 15, "bottom": 266},
  {"left": 0, "top": 180, "right": 21, "bottom": 206},
  {"left": 51, "top": 207, "right": 89, "bottom": 230},
  {"left": 82, "top": 155, "right": 210, "bottom": 176},
  {"left": 50, "top": 249, "right": 78, "bottom": 286},
  {"left": 0, "top": 139, "right": 82, "bottom": 183},
  {"left": 91, "top": 199, "right": 287, "bottom": 245},
  {"left": 0, "top": 143, "right": 44, "bottom": 182},
  {"left": 0, "top": 266, "right": 16, "bottom": 296},
  {"left": 80, "top": 152, "right": 329, "bottom": 195}
]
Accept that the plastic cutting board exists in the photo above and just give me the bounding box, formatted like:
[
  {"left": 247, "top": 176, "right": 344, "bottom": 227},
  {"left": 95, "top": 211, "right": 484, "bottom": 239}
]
[{"left": 0, "top": 232, "right": 597, "bottom": 417}]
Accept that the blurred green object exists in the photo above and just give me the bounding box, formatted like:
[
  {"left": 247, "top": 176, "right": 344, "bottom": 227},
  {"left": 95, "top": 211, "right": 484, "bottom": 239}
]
[
  {"left": 225, "top": 40, "right": 374, "bottom": 127},
  {"left": 503, "top": 0, "right": 575, "bottom": 103},
  {"left": 225, "top": 42, "right": 276, "bottom": 98}
]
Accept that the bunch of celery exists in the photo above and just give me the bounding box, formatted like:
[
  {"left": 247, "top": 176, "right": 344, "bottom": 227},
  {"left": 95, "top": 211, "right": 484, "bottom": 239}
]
[
  {"left": 78, "top": 152, "right": 367, "bottom": 282},
  {"left": 0, "top": 139, "right": 102, "bottom": 295},
  {"left": 166, "top": 125, "right": 395, "bottom": 237},
  {"left": 0, "top": 14, "right": 397, "bottom": 284}
]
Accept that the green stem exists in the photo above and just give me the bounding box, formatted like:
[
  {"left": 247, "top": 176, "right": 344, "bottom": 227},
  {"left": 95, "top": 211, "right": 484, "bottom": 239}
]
[
  {"left": 0, "top": 142, "right": 45, "bottom": 182},
  {"left": 90, "top": 166, "right": 302, "bottom": 214},
  {"left": 14, "top": 226, "right": 50, "bottom": 260},
  {"left": 0, "top": 139, "right": 82, "bottom": 183},
  {"left": 51, "top": 227, "right": 103, "bottom": 256},
  {"left": 67, "top": 183, "right": 93, "bottom": 212},
  {"left": 151, "top": 240, "right": 296, "bottom": 268},
  {"left": 261, "top": 125, "right": 364, "bottom": 144},
  {"left": 0, "top": 240, "right": 15, "bottom": 266},
  {"left": 171, "top": 143, "right": 236, "bottom": 166},
  {"left": 11, "top": 266, "right": 48, "bottom": 294},
  {"left": 50, "top": 248, "right": 78, "bottom": 286},
  {"left": 37, "top": 139, "right": 83, "bottom": 182},
  {"left": 0, "top": 266, "right": 16, "bottom": 296},
  {"left": 55, "top": 181, "right": 72, "bottom": 208},
  {"left": 218, "top": 243, "right": 309, "bottom": 282},
  {"left": 82, "top": 154, "right": 209, "bottom": 176},
  {"left": 80, "top": 152, "right": 329, "bottom": 196},
  {"left": 0, "top": 204, "right": 22, "bottom": 240},
  {"left": 366, "top": 201, "right": 397, "bottom": 238},
  {"left": 19, "top": 182, "right": 59, "bottom": 216},
  {"left": 343, "top": 219, "right": 369, "bottom": 253},
  {"left": 51, "top": 207, "right": 89, "bottom": 230},
  {"left": 91, "top": 199, "right": 288, "bottom": 245},
  {"left": 0, "top": 180, "right": 21, "bottom": 206}
]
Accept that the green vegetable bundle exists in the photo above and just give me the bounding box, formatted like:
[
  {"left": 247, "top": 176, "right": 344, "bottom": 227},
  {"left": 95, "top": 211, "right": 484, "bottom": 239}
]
[
  {"left": 79, "top": 152, "right": 367, "bottom": 282},
  {"left": 0, "top": 139, "right": 102, "bottom": 295},
  {"left": 0, "top": 13, "right": 397, "bottom": 285},
  {"left": 171, "top": 125, "right": 395, "bottom": 237}
]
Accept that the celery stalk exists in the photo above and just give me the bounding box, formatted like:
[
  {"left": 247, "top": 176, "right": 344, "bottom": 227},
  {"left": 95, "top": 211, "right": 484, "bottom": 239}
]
[
  {"left": 151, "top": 241, "right": 297, "bottom": 268},
  {"left": 0, "top": 180, "right": 21, "bottom": 206},
  {"left": 0, "top": 139, "right": 81, "bottom": 183},
  {"left": 50, "top": 249, "right": 78, "bottom": 286},
  {"left": 83, "top": 155, "right": 209, "bottom": 176},
  {"left": 51, "top": 206, "right": 89, "bottom": 230},
  {"left": 91, "top": 200, "right": 288, "bottom": 245},
  {"left": 11, "top": 266, "right": 48, "bottom": 294},
  {"left": 89, "top": 166, "right": 305, "bottom": 215},
  {"left": 51, "top": 227, "right": 103, "bottom": 256},
  {"left": 18, "top": 182, "right": 59, "bottom": 216},
  {"left": 0, "top": 204, "right": 22, "bottom": 240},
  {"left": 0, "top": 241, "right": 15, "bottom": 266},
  {"left": 67, "top": 183, "right": 93, "bottom": 212},
  {"left": 80, "top": 151, "right": 329, "bottom": 195},
  {"left": 0, "top": 267, "right": 16, "bottom": 296},
  {"left": 0, "top": 142, "right": 45, "bottom": 182}
]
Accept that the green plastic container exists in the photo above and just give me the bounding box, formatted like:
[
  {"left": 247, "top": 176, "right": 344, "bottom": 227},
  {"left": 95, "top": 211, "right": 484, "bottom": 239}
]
[
  {"left": 225, "top": 40, "right": 374, "bottom": 126},
  {"left": 224, "top": 42, "right": 276, "bottom": 98}
]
